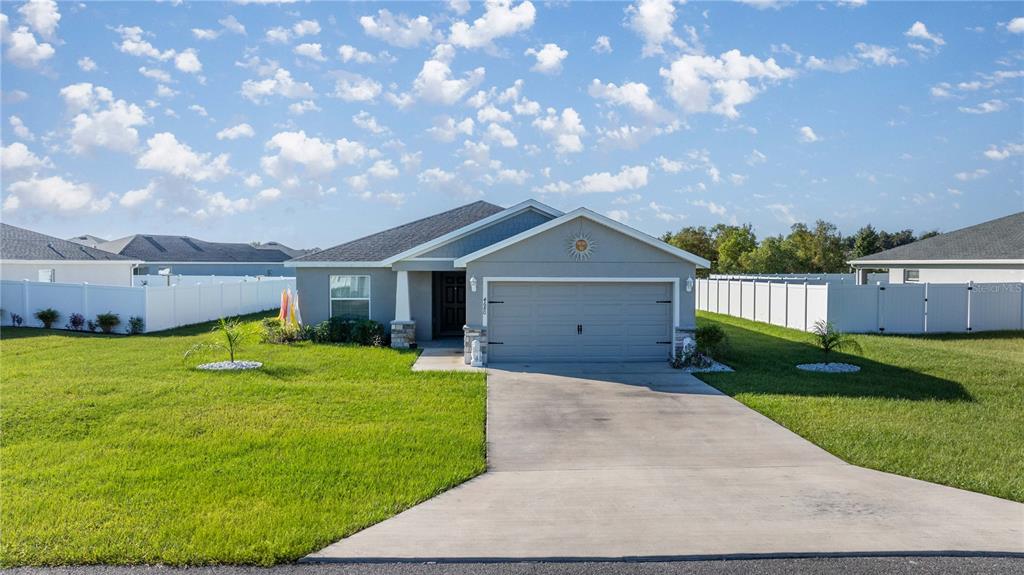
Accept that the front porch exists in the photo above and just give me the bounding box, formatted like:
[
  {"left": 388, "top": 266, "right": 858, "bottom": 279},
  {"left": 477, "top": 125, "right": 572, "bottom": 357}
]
[{"left": 390, "top": 269, "right": 469, "bottom": 352}]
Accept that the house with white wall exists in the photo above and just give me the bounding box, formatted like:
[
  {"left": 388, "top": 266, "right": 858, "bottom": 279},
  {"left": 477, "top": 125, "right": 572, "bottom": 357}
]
[
  {"left": 1, "top": 224, "right": 140, "bottom": 286},
  {"left": 849, "top": 212, "right": 1024, "bottom": 284}
]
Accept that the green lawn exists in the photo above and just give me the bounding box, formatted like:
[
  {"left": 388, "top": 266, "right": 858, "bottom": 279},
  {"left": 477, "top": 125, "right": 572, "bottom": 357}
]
[
  {"left": 0, "top": 314, "right": 486, "bottom": 566},
  {"left": 696, "top": 311, "right": 1024, "bottom": 503}
]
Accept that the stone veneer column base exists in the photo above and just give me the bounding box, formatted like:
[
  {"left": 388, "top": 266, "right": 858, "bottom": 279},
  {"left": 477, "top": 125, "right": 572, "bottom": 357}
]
[
  {"left": 391, "top": 320, "right": 416, "bottom": 349},
  {"left": 673, "top": 327, "right": 695, "bottom": 359},
  {"left": 463, "top": 324, "right": 487, "bottom": 366}
]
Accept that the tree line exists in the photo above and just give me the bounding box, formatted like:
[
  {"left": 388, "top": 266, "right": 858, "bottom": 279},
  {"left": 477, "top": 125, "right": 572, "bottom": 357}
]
[{"left": 660, "top": 222, "right": 940, "bottom": 276}]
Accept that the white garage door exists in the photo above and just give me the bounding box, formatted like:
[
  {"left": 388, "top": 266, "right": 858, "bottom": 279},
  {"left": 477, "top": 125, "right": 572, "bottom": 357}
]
[{"left": 487, "top": 281, "right": 674, "bottom": 363}]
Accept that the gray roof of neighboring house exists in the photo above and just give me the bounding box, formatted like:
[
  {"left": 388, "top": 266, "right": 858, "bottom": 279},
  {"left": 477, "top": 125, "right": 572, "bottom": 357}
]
[
  {"left": 293, "top": 200, "right": 506, "bottom": 263},
  {"left": 97, "top": 234, "right": 293, "bottom": 263},
  {"left": 851, "top": 211, "right": 1024, "bottom": 263},
  {"left": 67, "top": 234, "right": 108, "bottom": 248},
  {"left": 252, "top": 241, "right": 318, "bottom": 259},
  {"left": 1, "top": 224, "right": 134, "bottom": 261}
]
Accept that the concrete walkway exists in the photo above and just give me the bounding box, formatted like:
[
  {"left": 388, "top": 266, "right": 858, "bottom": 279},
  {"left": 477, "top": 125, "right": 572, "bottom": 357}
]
[
  {"left": 307, "top": 364, "right": 1024, "bottom": 561},
  {"left": 410, "top": 340, "right": 483, "bottom": 373}
]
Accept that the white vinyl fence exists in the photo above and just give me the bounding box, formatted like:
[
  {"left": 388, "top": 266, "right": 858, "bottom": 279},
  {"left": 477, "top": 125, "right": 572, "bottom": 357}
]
[
  {"left": 710, "top": 273, "right": 889, "bottom": 284},
  {"left": 696, "top": 278, "right": 1024, "bottom": 334},
  {"left": 1, "top": 277, "right": 294, "bottom": 333},
  {"left": 132, "top": 274, "right": 266, "bottom": 287}
]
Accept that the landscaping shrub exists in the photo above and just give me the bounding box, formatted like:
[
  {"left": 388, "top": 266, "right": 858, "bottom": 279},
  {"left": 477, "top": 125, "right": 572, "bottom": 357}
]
[
  {"left": 351, "top": 319, "right": 387, "bottom": 346},
  {"left": 66, "top": 313, "right": 86, "bottom": 331},
  {"left": 695, "top": 324, "right": 728, "bottom": 359},
  {"left": 34, "top": 308, "right": 60, "bottom": 329},
  {"left": 810, "top": 319, "right": 861, "bottom": 360},
  {"left": 10, "top": 313, "right": 24, "bottom": 327},
  {"left": 95, "top": 312, "right": 121, "bottom": 334},
  {"left": 127, "top": 316, "right": 145, "bottom": 335},
  {"left": 86, "top": 319, "right": 97, "bottom": 332},
  {"left": 184, "top": 317, "right": 258, "bottom": 364},
  {"left": 260, "top": 318, "right": 306, "bottom": 344},
  {"left": 306, "top": 318, "right": 388, "bottom": 346}
]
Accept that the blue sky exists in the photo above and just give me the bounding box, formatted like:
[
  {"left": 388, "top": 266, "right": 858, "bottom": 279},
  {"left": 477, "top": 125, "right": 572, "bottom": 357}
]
[{"left": 1, "top": 0, "right": 1021, "bottom": 250}]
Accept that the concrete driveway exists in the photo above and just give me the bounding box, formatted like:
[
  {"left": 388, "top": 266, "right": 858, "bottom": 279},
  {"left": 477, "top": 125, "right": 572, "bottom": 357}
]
[{"left": 307, "top": 364, "right": 1024, "bottom": 561}]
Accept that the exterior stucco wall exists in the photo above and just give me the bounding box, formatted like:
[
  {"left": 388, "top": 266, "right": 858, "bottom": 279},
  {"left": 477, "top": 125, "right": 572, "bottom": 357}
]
[
  {"left": 137, "top": 262, "right": 292, "bottom": 276},
  {"left": 887, "top": 264, "right": 1024, "bottom": 284},
  {"left": 420, "top": 209, "right": 554, "bottom": 258},
  {"left": 463, "top": 216, "right": 698, "bottom": 329},
  {"left": 0, "top": 262, "right": 136, "bottom": 286},
  {"left": 295, "top": 267, "right": 434, "bottom": 341}
]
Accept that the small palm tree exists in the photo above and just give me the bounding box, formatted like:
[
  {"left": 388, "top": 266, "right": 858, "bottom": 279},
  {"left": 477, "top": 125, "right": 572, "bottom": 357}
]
[
  {"left": 811, "top": 320, "right": 862, "bottom": 361},
  {"left": 184, "top": 318, "right": 256, "bottom": 364}
]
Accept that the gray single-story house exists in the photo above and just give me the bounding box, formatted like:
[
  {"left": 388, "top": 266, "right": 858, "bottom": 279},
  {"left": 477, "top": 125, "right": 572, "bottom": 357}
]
[
  {"left": 287, "top": 200, "right": 710, "bottom": 365},
  {"left": 97, "top": 234, "right": 296, "bottom": 277},
  {"left": 1, "top": 223, "right": 141, "bottom": 286},
  {"left": 849, "top": 211, "right": 1024, "bottom": 284}
]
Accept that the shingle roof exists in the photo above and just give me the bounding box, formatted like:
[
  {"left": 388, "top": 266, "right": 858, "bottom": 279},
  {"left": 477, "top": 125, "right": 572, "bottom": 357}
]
[
  {"left": 1, "top": 224, "right": 134, "bottom": 261},
  {"left": 292, "top": 200, "right": 506, "bottom": 263},
  {"left": 67, "top": 234, "right": 108, "bottom": 248},
  {"left": 97, "top": 234, "right": 293, "bottom": 263},
  {"left": 851, "top": 211, "right": 1024, "bottom": 263}
]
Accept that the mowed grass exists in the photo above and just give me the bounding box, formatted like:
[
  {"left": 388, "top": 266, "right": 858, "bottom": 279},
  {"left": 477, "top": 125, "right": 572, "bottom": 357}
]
[
  {"left": 697, "top": 311, "right": 1024, "bottom": 503},
  {"left": 0, "top": 314, "right": 486, "bottom": 566}
]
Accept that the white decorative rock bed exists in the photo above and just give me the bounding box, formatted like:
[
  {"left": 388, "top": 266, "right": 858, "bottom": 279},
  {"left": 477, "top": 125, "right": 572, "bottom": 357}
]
[
  {"left": 682, "top": 360, "right": 734, "bottom": 373},
  {"left": 796, "top": 362, "right": 860, "bottom": 373},
  {"left": 196, "top": 360, "right": 263, "bottom": 371}
]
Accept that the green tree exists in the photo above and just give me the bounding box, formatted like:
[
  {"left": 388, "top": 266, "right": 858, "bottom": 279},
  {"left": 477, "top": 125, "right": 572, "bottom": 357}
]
[
  {"left": 662, "top": 226, "right": 716, "bottom": 275},
  {"left": 712, "top": 224, "right": 757, "bottom": 274},
  {"left": 851, "top": 224, "right": 881, "bottom": 258},
  {"left": 809, "top": 220, "right": 847, "bottom": 272},
  {"left": 918, "top": 230, "right": 941, "bottom": 241},
  {"left": 879, "top": 229, "right": 915, "bottom": 250},
  {"left": 738, "top": 235, "right": 799, "bottom": 273}
]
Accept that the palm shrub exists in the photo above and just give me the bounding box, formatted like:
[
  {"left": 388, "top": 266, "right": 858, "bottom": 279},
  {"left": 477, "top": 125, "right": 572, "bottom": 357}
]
[
  {"left": 127, "top": 316, "right": 145, "bottom": 335},
  {"left": 185, "top": 317, "right": 257, "bottom": 364},
  {"left": 810, "top": 320, "right": 862, "bottom": 361},
  {"left": 34, "top": 308, "right": 60, "bottom": 329},
  {"left": 95, "top": 312, "right": 121, "bottom": 334}
]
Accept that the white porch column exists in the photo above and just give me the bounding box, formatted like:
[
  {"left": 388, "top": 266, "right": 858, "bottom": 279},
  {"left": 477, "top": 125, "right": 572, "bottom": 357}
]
[{"left": 395, "top": 270, "right": 411, "bottom": 321}]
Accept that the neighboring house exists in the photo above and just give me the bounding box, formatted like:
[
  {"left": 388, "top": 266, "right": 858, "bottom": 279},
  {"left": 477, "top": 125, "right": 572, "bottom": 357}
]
[
  {"left": 288, "top": 200, "right": 710, "bottom": 365},
  {"left": 97, "top": 234, "right": 295, "bottom": 277},
  {"left": 849, "top": 212, "right": 1024, "bottom": 284},
  {"left": 252, "top": 241, "right": 319, "bottom": 259},
  {"left": 67, "top": 234, "right": 108, "bottom": 249},
  {"left": 1, "top": 224, "right": 140, "bottom": 286}
]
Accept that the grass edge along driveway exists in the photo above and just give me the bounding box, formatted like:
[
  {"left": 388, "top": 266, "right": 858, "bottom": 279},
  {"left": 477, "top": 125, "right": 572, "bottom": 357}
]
[
  {"left": 696, "top": 311, "right": 1024, "bottom": 504},
  {"left": 0, "top": 314, "right": 487, "bottom": 566}
]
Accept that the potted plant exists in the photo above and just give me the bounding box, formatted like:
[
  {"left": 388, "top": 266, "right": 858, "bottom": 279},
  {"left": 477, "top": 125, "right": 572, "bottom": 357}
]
[{"left": 34, "top": 308, "right": 60, "bottom": 329}]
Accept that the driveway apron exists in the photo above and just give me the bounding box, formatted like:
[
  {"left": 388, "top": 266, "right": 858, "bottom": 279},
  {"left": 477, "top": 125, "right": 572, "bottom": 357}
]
[{"left": 306, "top": 363, "right": 1024, "bottom": 561}]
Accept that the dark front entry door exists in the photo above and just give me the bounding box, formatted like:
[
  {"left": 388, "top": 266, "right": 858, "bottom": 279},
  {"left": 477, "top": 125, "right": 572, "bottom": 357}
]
[{"left": 437, "top": 272, "right": 467, "bottom": 336}]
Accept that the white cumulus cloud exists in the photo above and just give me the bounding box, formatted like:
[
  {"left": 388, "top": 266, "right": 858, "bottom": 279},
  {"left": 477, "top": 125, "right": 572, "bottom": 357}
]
[
  {"left": 137, "top": 132, "right": 231, "bottom": 181},
  {"left": 532, "top": 107, "right": 586, "bottom": 154},
  {"left": 360, "top": 9, "right": 436, "bottom": 48},
  {"left": 660, "top": 50, "right": 793, "bottom": 119},
  {"left": 448, "top": 0, "right": 536, "bottom": 50},
  {"left": 217, "top": 123, "right": 255, "bottom": 140},
  {"left": 525, "top": 43, "right": 568, "bottom": 74}
]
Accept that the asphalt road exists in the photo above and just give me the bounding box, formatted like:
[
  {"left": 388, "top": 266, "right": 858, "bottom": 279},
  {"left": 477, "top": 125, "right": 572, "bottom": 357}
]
[{"left": 5, "top": 557, "right": 1024, "bottom": 575}]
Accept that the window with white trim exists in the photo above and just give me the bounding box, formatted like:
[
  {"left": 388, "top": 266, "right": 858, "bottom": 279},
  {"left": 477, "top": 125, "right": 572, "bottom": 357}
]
[
  {"left": 330, "top": 275, "right": 371, "bottom": 320},
  {"left": 904, "top": 269, "right": 920, "bottom": 283}
]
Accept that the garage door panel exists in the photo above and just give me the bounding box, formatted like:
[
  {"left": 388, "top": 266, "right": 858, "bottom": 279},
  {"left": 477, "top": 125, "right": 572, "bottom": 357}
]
[{"left": 488, "top": 281, "right": 673, "bottom": 363}]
